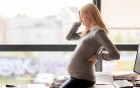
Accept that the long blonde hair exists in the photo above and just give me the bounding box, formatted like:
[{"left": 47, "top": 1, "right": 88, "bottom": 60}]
[{"left": 81, "top": 3, "right": 108, "bottom": 34}]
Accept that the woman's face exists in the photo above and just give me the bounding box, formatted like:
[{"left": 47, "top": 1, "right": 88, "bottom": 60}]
[{"left": 79, "top": 11, "right": 92, "bottom": 27}]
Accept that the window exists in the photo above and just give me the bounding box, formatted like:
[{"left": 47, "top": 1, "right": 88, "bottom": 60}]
[
  {"left": 0, "top": 51, "right": 71, "bottom": 85},
  {"left": 0, "top": 0, "right": 92, "bottom": 44},
  {"left": 103, "top": 51, "right": 136, "bottom": 72},
  {"left": 101, "top": 0, "right": 140, "bottom": 44},
  {"left": 0, "top": 0, "right": 93, "bottom": 85},
  {"left": 101, "top": 0, "right": 140, "bottom": 72},
  {"left": 102, "top": 0, "right": 140, "bottom": 28}
]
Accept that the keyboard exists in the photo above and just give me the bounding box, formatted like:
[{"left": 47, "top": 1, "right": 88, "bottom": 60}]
[{"left": 113, "top": 80, "right": 134, "bottom": 88}]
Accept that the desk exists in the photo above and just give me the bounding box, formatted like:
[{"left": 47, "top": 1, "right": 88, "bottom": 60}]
[
  {"left": 0, "top": 84, "right": 115, "bottom": 88},
  {"left": 93, "top": 84, "right": 139, "bottom": 88},
  {"left": 0, "top": 84, "right": 116, "bottom": 88},
  {"left": 0, "top": 84, "right": 140, "bottom": 88},
  {"left": 0, "top": 84, "right": 47, "bottom": 88},
  {"left": 93, "top": 85, "right": 115, "bottom": 88}
]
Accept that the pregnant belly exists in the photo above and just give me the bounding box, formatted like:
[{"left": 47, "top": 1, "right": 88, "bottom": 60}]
[{"left": 68, "top": 58, "right": 93, "bottom": 73}]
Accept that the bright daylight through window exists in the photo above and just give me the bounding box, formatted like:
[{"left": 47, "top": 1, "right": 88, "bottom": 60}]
[
  {"left": 0, "top": 0, "right": 139, "bottom": 86},
  {"left": 101, "top": 0, "right": 140, "bottom": 72},
  {"left": 0, "top": 0, "right": 92, "bottom": 44},
  {"left": 0, "top": 0, "right": 92, "bottom": 86}
]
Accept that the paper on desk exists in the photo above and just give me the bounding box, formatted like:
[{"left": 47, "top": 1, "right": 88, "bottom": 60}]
[
  {"left": 112, "top": 71, "right": 138, "bottom": 80},
  {"left": 27, "top": 84, "right": 48, "bottom": 88},
  {"left": 95, "top": 72, "right": 113, "bottom": 85}
]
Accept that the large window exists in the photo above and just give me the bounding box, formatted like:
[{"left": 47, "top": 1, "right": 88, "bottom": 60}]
[
  {"left": 0, "top": 0, "right": 93, "bottom": 85},
  {"left": 102, "top": 0, "right": 140, "bottom": 43},
  {"left": 0, "top": 0, "right": 92, "bottom": 44},
  {"left": 0, "top": 51, "right": 72, "bottom": 85},
  {"left": 0, "top": 0, "right": 139, "bottom": 86},
  {"left": 101, "top": 0, "right": 140, "bottom": 72},
  {"left": 102, "top": 0, "right": 140, "bottom": 28},
  {"left": 103, "top": 51, "right": 137, "bottom": 72}
]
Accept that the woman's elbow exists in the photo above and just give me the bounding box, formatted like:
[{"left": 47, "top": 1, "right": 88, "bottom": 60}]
[
  {"left": 116, "top": 53, "right": 120, "bottom": 60},
  {"left": 66, "top": 36, "right": 71, "bottom": 40},
  {"left": 112, "top": 53, "right": 120, "bottom": 60},
  {"left": 66, "top": 34, "right": 72, "bottom": 40}
]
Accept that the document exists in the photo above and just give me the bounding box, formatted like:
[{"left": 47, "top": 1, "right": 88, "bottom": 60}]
[
  {"left": 112, "top": 71, "right": 138, "bottom": 80},
  {"left": 95, "top": 72, "right": 113, "bottom": 85},
  {"left": 27, "top": 84, "right": 48, "bottom": 88}
]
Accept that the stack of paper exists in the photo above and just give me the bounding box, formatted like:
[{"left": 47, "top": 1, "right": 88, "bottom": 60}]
[
  {"left": 27, "top": 84, "right": 48, "bottom": 88},
  {"left": 95, "top": 72, "right": 113, "bottom": 85}
]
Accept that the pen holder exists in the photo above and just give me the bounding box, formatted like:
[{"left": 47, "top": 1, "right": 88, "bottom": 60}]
[{"left": 131, "top": 75, "right": 136, "bottom": 85}]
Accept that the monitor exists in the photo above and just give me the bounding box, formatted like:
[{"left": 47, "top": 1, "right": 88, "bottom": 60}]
[{"left": 134, "top": 44, "right": 140, "bottom": 75}]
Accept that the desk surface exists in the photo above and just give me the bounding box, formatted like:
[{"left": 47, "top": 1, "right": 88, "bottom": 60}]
[
  {"left": 93, "top": 85, "right": 115, "bottom": 88},
  {"left": 94, "top": 85, "right": 139, "bottom": 88},
  {"left": 0, "top": 84, "right": 116, "bottom": 88},
  {"left": 0, "top": 84, "right": 140, "bottom": 88},
  {"left": 0, "top": 84, "right": 47, "bottom": 88}
]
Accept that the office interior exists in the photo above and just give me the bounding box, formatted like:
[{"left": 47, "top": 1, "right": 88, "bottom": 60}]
[{"left": 0, "top": 0, "right": 140, "bottom": 88}]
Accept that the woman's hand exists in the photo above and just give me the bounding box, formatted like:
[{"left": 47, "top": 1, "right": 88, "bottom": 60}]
[{"left": 88, "top": 55, "right": 97, "bottom": 65}]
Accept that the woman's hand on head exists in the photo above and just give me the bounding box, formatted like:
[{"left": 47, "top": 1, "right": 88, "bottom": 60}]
[{"left": 88, "top": 55, "right": 97, "bottom": 65}]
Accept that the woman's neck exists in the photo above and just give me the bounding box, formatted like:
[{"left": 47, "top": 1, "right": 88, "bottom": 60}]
[{"left": 88, "top": 23, "right": 97, "bottom": 28}]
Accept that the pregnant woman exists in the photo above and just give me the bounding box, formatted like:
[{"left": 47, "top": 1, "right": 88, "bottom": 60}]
[{"left": 59, "top": 3, "right": 120, "bottom": 88}]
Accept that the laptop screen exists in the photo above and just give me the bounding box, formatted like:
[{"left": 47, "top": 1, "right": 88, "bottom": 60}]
[{"left": 134, "top": 44, "right": 140, "bottom": 75}]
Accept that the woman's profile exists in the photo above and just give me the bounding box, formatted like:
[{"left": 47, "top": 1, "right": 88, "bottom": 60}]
[{"left": 59, "top": 3, "right": 120, "bottom": 88}]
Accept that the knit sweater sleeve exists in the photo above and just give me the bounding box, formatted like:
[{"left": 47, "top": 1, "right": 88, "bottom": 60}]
[
  {"left": 95, "top": 29, "right": 120, "bottom": 61},
  {"left": 66, "top": 22, "right": 81, "bottom": 40}
]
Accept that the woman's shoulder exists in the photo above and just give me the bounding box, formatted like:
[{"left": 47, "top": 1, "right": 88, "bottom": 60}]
[
  {"left": 90, "top": 25, "right": 105, "bottom": 32},
  {"left": 94, "top": 28, "right": 106, "bottom": 34},
  {"left": 93, "top": 28, "right": 108, "bottom": 40}
]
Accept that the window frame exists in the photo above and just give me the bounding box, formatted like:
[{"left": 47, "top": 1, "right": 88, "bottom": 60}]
[{"left": 0, "top": 44, "right": 138, "bottom": 72}]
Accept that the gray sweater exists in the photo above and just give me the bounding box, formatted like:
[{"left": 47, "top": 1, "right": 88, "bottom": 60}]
[{"left": 66, "top": 22, "right": 120, "bottom": 81}]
